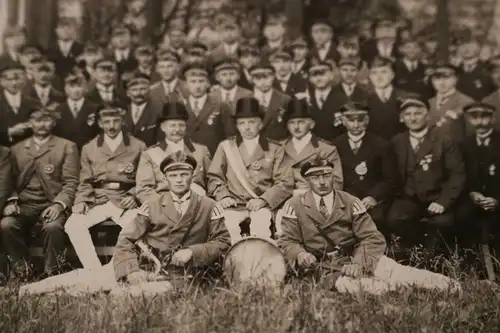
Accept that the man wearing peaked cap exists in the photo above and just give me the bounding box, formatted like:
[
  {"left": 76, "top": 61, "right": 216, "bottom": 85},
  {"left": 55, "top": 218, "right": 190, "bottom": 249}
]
[
  {"left": 113, "top": 149, "right": 230, "bottom": 284},
  {"left": 136, "top": 101, "right": 212, "bottom": 204},
  {"left": 209, "top": 57, "right": 252, "bottom": 117},
  {"left": 428, "top": 61, "right": 474, "bottom": 143},
  {"left": 64, "top": 102, "right": 147, "bottom": 271},
  {"left": 132, "top": 44, "right": 160, "bottom": 84},
  {"left": 207, "top": 96, "right": 294, "bottom": 243},
  {"left": 333, "top": 101, "right": 398, "bottom": 232},
  {"left": 309, "top": 18, "right": 338, "bottom": 65},
  {"left": 250, "top": 60, "right": 291, "bottom": 141},
  {"left": 483, "top": 57, "right": 500, "bottom": 131},
  {"left": 210, "top": 19, "right": 241, "bottom": 60},
  {"left": 277, "top": 155, "right": 461, "bottom": 295},
  {"left": 289, "top": 36, "right": 309, "bottom": 78},
  {"left": 387, "top": 92, "right": 465, "bottom": 254},
  {"left": 1, "top": 101, "right": 79, "bottom": 279},
  {"left": 24, "top": 58, "right": 65, "bottom": 106},
  {"left": 150, "top": 48, "right": 187, "bottom": 110},
  {"left": 86, "top": 56, "right": 127, "bottom": 106},
  {"left": 237, "top": 43, "right": 260, "bottom": 90},
  {"left": 271, "top": 49, "right": 308, "bottom": 97},
  {"left": 457, "top": 101, "right": 500, "bottom": 261},
  {"left": 109, "top": 24, "right": 137, "bottom": 76}
]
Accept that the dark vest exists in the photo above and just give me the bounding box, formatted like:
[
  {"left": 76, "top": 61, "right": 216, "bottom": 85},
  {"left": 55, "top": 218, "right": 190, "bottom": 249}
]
[{"left": 404, "top": 142, "right": 418, "bottom": 197}]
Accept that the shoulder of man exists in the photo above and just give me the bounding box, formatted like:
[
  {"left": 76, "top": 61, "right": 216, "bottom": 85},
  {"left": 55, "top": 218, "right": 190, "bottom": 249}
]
[
  {"left": 127, "top": 134, "right": 147, "bottom": 149},
  {"left": 337, "top": 191, "right": 367, "bottom": 216},
  {"left": 282, "top": 195, "right": 304, "bottom": 219},
  {"left": 200, "top": 196, "right": 224, "bottom": 220}
]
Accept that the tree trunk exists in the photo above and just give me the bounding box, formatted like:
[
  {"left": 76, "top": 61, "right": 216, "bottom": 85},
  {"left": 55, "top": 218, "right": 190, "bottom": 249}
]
[{"left": 436, "top": 0, "right": 449, "bottom": 62}]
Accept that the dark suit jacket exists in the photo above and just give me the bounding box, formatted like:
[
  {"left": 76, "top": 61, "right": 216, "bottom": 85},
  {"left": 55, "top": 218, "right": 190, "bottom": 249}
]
[
  {"left": 238, "top": 70, "right": 254, "bottom": 90},
  {"left": 394, "top": 60, "right": 433, "bottom": 99},
  {"left": 0, "top": 145, "right": 12, "bottom": 211},
  {"left": 391, "top": 128, "right": 465, "bottom": 209},
  {"left": 47, "top": 40, "right": 84, "bottom": 80},
  {"left": 333, "top": 133, "right": 398, "bottom": 202},
  {"left": 361, "top": 40, "right": 399, "bottom": 64},
  {"left": 308, "top": 87, "right": 344, "bottom": 142},
  {"left": 85, "top": 85, "right": 128, "bottom": 106},
  {"left": 0, "top": 93, "right": 38, "bottom": 147},
  {"left": 307, "top": 43, "right": 339, "bottom": 66},
  {"left": 124, "top": 101, "right": 162, "bottom": 147},
  {"left": 53, "top": 99, "right": 100, "bottom": 151},
  {"left": 258, "top": 89, "right": 291, "bottom": 142},
  {"left": 22, "top": 83, "right": 66, "bottom": 106},
  {"left": 149, "top": 80, "right": 188, "bottom": 111},
  {"left": 457, "top": 62, "right": 496, "bottom": 101},
  {"left": 273, "top": 73, "right": 308, "bottom": 97},
  {"left": 110, "top": 51, "right": 138, "bottom": 76},
  {"left": 461, "top": 131, "right": 500, "bottom": 200},
  {"left": 482, "top": 90, "right": 500, "bottom": 131},
  {"left": 366, "top": 87, "right": 407, "bottom": 140}
]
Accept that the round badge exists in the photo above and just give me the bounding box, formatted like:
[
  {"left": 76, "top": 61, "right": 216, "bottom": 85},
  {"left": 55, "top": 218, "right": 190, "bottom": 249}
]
[
  {"left": 475, "top": 80, "right": 482, "bottom": 88},
  {"left": 123, "top": 163, "right": 135, "bottom": 174},
  {"left": 44, "top": 164, "right": 55, "bottom": 174},
  {"left": 252, "top": 161, "right": 261, "bottom": 170},
  {"left": 422, "top": 164, "right": 429, "bottom": 171},
  {"left": 355, "top": 162, "right": 367, "bottom": 176},
  {"left": 489, "top": 164, "right": 496, "bottom": 176},
  {"left": 207, "top": 118, "right": 213, "bottom": 125},
  {"left": 87, "top": 114, "right": 96, "bottom": 126}
]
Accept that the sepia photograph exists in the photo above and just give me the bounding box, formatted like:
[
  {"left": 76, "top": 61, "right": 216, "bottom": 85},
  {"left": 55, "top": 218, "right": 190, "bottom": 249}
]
[{"left": 0, "top": 0, "right": 499, "bottom": 332}]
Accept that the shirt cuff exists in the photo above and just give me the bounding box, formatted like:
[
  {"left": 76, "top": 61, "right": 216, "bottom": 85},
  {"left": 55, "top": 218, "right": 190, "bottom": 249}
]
[{"left": 54, "top": 201, "right": 67, "bottom": 210}]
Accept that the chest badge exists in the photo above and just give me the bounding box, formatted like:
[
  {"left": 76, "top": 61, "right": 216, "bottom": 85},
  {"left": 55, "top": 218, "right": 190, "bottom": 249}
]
[
  {"left": 419, "top": 154, "right": 432, "bottom": 171},
  {"left": 251, "top": 161, "right": 262, "bottom": 171},
  {"left": 44, "top": 164, "right": 55, "bottom": 174},
  {"left": 474, "top": 80, "right": 482, "bottom": 88},
  {"left": 489, "top": 164, "right": 496, "bottom": 176},
  {"left": 87, "top": 114, "right": 96, "bottom": 126},
  {"left": 355, "top": 161, "right": 368, "bottom": 180}
]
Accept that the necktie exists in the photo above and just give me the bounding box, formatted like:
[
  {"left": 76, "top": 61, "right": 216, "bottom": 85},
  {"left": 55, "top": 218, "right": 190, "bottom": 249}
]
[
  {"left": 133, "top": 105, "right": 141, "bottom": 123},
  {"left": 318, "top": 94, "right": 325, "bottom": 109},
  {"left": 260, "top": 95, "right": 267, "bottom": 109},
  {"left": 437, "top": 95, "right": 449, "bottom": 110},
  {"left": 319, "top": 197, "right": 330, "bottom": 219},
  {"left": 412, "top": 137, "right": 424, "bottom": 152},
  {"left": 72, "top": 101, "right": 79, "bottom": 118},
  {"left": 224, "top": 92, "right": 231, "bottom": 103},
  {"left": 350, "top": 139, "right": 362, "bottom": 153},
  {"left": 165, "top": 83, "right": 171, "bottom": 96}
]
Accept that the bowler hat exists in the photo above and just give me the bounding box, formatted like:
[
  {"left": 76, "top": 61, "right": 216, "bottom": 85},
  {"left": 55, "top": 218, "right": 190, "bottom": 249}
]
[
  {"left": 158, "top": 102, "right": 189, "bottom": 122},
  {"left": 234, "top": 97, "right": 263, "bottom": 119},
  {"left": 282, "top": 98, "right": 311, "bottom": 123}
]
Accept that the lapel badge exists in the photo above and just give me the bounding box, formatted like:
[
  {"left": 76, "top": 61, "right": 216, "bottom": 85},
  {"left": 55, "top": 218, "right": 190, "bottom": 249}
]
[
  {"left": 44, "top": 164, "right": 55, "bottom": 174},
  {"left": 277, "top": 107, "right": 286, "bottom": 123},
  {"left": 420, "top": 154, "right": 432, "bottom": 171},
  {"left": 87, "top": 114, "right": 96, "bottom": 126},
  {"left": 123, "top": 163, "right": 135, "bottom": 174},
  {"left": 489, "top": 164, "right": 496, "bottom": 176},
  {"left": 445, "top": 109, "right": 459, "bottom": 120},
  {"left": 207, "top": 118, "right": 213, "bottom": 125},
  {"left": 251, "top": 161, "right": 262, "bottom": 170},
  {"left": 333, "top": 113, "right": 342, "bottom": 127},
  {"left": 475, "top": 80, "right": 482, "bottom": 88},
  {"left": 355, "top": 161, "right": 368, "bottom": 179}
]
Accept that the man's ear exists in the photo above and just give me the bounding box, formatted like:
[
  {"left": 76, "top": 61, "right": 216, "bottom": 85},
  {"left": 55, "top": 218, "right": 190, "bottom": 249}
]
[{"left": 309, "top": 119, "right": 316, "bottom": 130}]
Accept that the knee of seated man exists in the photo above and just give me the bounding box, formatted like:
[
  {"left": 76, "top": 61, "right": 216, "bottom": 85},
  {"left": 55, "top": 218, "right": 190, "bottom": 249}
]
[
  {"left": 425, "top": 212, "right": 454, "bottom": 227},
  {"left": 41, "top": 219, "right": 65, "bottom": 234},
  {"left": 0, "top": 216, "right": 20, "bottom": 231}
]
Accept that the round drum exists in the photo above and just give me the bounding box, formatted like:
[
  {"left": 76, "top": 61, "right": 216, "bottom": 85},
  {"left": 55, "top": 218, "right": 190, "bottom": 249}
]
[{"left": 223, "top": 237, "right": 287, "bottom": 287}]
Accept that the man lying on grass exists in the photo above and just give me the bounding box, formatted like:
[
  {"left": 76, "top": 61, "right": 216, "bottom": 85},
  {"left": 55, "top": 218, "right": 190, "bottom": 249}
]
[{"left": 278, "top": 157, "right": 462, "bottom": 295}]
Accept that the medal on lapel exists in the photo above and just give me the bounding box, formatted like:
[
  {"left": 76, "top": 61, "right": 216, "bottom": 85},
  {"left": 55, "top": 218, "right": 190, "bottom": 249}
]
[
  {"left": 277, "top": 107, "right": 285, "bottom": 123},
  {"left": 207, "top": 112, "right": 219, "bottom": 126},
  {"left": 489, "top": 164, "right": 496, "bottom": 176},
  {"left": 251, "top": 161, "right": 262, "bottom": 170},
  {"left": 123, "top": 163, "right": 135, "bottom": 174},
  {"left": 419, "top": 154, "right": 432, "bottom": 171},
  {"left": 333, "top": 113, "right": 342, "bottom": 127},
  {"left": 87, "top": 114, "right": 96, "bottom": 126},
  {"left": 475, "top": 80, "right": 482, "bottom": 88},
  {"left": 355, "top": 161, "right": 368, "bottom": 180},
  {"left": 44, "top": 164, "right": 55, "bottom": 174},
  {"left": 207, "top": 118, "right": 213, "bottom": 125}
]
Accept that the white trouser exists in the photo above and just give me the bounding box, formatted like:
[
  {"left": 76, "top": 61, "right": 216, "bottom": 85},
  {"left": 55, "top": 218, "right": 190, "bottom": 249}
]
[
  {"left": 334, "top": 255, "right": 461, "bottom": 295},
  {"left": 64, "top": 201, "right": 138, "bottom": 270},
  {"left": 224, "top": 208, "right": 272, "bottom": 244},
  {"left": 275, "top": 189, "right": 307, "bottom": 237}
]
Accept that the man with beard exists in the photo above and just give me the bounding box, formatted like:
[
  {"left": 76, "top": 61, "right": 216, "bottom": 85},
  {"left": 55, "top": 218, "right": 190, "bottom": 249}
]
[
  {"left": 136, "top": 102, "right": 212, "bottom": 203},
  {"left": 86, "top": 57, "right": 127, "bottom": 106},
  {"left": 23, "top": 58, "right": 65, "bottom": 106},
  {"left": 64, "top": 104, "right": 146, "bottom": 270},
  {"left": 1, "top": 104, "right": 79, "bottom": 279}
]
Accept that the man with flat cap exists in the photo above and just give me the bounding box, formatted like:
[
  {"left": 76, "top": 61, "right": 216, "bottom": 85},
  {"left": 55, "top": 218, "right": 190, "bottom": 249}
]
[
  {"left": 361, "top": 20, "right": 399, "bottom": 64},
  {"left": 210, "top": 20, "right": 242, "bottom": 60},
  {"left": 270, "top": 50, "right": 308, "bottom": 97},
  {"left": 64, "top": 103, "right": 146, "bottom": 270},
  {"left": 109, "top": 25, "right": 138, "bottom": 77},
  {"left": 123, "top": 72, "right": 160, "bottom": 147},
  {"left": 208, "top": 97, "right": 294, "bottom": 243},
  {"left": 23, "top": 58, "right": 65, "bottom": 106},
  {"left": 54, "top": 67, "right": 100, "bottom": 151},
  {"left": 482, "top": 56, "right": 500, "bottom": 131},
  {"left": 150, "top": 49, "right": 187, "bottom": 108},
  {"left": 0, "top": 26, "right": 27, "bottom": 67},
  {"left": 1, "top": 103, "right": 79, "bottom": 279},
  {"left": 114, "top": 150, "right": 231, "bottom": 284},
  {"left": 182, "top": 62, "right": 232, "bottom": 155},
  {"left": 308, "top": 18, "right": 339, "bottom": 66},
  {"left": 209, "top": 57, "right": 252, "bottom": 118},
  {"left": 428, "top": 61, "right": 474, "bottom": 143},
  {"left": 0, "top": 61, "right": 39, "bottom": 147},
  {"left": 330, "top": 56, "right": 369, "bottom": 112},
  {"left": 290, "top": 36, "right": 310, "bottom": 79},
  {"left": 129, "top": 44, "right": 161, "bottom": 84},
  {"left": 261, "top": 16, "right": 287, "bottom": 62},
  {"left": 250, "top": 60, "right": 291, "bottom": 141},
  {"left": 333, "top": 101, "right": 398, "bottom": 234},
  {"left": 136, "top": 102, "right": 212, "bottom": 203},
  {"left": 278, "top": 156, "right": 461, "bottom": 295},
  {"left": 86, "top": 57, "right": 127, "bottom": 105},
  {"left": 387, "top": 94, "right": 465, "bottom": 252},
  {"left": 457, "top": 102, "right": 500, "bottom": 259}
]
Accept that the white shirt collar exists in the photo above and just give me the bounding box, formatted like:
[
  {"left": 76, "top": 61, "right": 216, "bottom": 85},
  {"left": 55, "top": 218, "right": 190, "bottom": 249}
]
[
  {"left": 96, "top": 83, "right": 113, "bottom": 93},
  {"left": 35, "top": 84, "right": 50, "bottom": 93},
  {"left": 189, "top": 94, "right": 207, "bottom": 110},
  {"left": 67, "top": 98, "right": 85, "bottom": 110},
  {"left": 268, "top": 39, "right": 283, "bottom": 50},
  {"left": 292, "top": 132, "right": 312, "bottom": 154},
  {"left": 165, "top": 138, "right": 185, "bottom": 152},
  {"left": 170, "top": 190, "right": 192, "bottom": 215},
  {"left": 220, "top": 86, "right": 238, "bottom": 101},
  {"left": 437, "top": 88, "right": 456, "bottom": 100},
  {"left": 276, "top": 73, "right": 292, "bottom": 82},
  {"left": 243, "top": 135, "right": 260, "bottom": 155},
  {"left": 254, "top": 89, "right": 273, "bottom": 104},
  {"left": 4, "top": 90, "right": 21, "bottom": 106},
  {"left": 348, "top": 131, "right": 366, "bottom": 142},
  {"left": 162, "top": 78, "right": 178, "bottom": 93},
  {"left": 104, "top": 131, "right": 123, "bottom": 152},
  {"left": 375, "top": 85, "right": 393, "bottom": 100},
  {"left": 224, "top": 42, "right": 238, "bottom": 54},
  {"left": 115, "top": 48, "right": 130, "bottom": 59},
  {"left": 341, "top": 82, "right": 356, "bottom": 95},
  {"left": 171, "top": 190, "right": 191, "bottom": 202},
  {"left": 409, "top": 127, "right": 428, "bottom": 140},
  {"left": 33, "top": 135, "right": 51, "bottom": 147},
  {"left": 312, "top": 190, "right": 334, "bottom": 215},
  {"left": 403, "top": 58, "right": 418, "bottom": 69},
  {"left": 315, "top": 87, "right": 331, "bottom": 98},
  {"left": 477, "top": 129, "right": 493, "bottom": 146}
]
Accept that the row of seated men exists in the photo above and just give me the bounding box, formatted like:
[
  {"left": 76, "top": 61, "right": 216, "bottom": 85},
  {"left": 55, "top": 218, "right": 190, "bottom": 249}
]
[{"left": 0, "top": 86, "right": 498, "bottom": 282}]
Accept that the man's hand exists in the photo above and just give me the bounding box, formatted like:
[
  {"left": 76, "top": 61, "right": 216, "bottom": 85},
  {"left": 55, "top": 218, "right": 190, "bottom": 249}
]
[
  {"left": 427, "top": 202, "right": 445, "bottom": 215},
  {"left": 341, "top": 263, "right": 363, "bottom": 278},
  {"left": 41, "top": 203, "right": 64, "bottom": 222},
  {"left": 297, "top": 251, "right": 317, "bottom": 268},
  {"left": 246, "top": 198, "right": 267, "bottom": 212},
  {"left": 126, "top": 270, "right": 150, "bottom": 285},
  {"left": 170, "top": 248, "right": 193, "bottom": 266},
  {"left": 8, "top": 122, "right": 30, "bottom": 137},
  {"left": 120, "top": 195, "right": 138, "bottom": 210},
  {"left": 220, "top": 197, "right": 237, "bottom": 209},
  {"left": 481, "top": 197, "right": 498, "bottom": 211},
  {"left": 361, "top": 196, "right": 377, "bottom": 210},
  {"left": 3, "top": 202, "right": 19, "bottom": 216},
  {"left": 72, "top": 202, "right": 88, "bottom": 215},
  {"left": 470, "top": 192, "right": 486, "bottom": 206}
]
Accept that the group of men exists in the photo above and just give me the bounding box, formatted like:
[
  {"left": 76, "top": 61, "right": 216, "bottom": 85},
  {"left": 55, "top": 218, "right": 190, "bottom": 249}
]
[{"left": 0, "top": 12, "right": 498, "bottom": 292}]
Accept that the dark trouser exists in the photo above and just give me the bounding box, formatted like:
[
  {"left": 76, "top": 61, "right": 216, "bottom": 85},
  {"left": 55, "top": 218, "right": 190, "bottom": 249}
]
[
  {"left": 368, "top": 202, "right": 391, "bottom": 238},
  {"left": 0, "top": 201, "right": 67, "bottom": 275},
  {"left": 386, "top": 196, "right": 455, "bottom": 251}
]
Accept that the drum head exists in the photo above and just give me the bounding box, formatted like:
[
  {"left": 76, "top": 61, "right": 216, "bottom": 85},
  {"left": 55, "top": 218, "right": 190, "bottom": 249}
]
[{"left": 223, "top": 237, "right": 287, "bottom": 287}]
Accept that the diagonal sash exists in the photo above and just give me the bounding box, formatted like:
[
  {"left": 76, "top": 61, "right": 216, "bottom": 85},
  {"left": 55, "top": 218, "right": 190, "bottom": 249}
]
[{"left": 221, "top": 140, "right": 260, "bottom": 199}]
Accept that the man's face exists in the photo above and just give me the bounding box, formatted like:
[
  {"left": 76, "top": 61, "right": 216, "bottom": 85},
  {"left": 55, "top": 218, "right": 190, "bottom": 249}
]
[
  {"left": 466, "top": 112, "right": 495, "bottom": 135},
  {"left": 337, "top": 44, "right": 359, "bottom": 58},
  {"left": 339, "top": 65, "right": 358, "bottom": 85},
  {"left": 0, "top": 71, "right": 24, "bottom": 93},
  {"left": 236, "top": 117, "right": 262, "bottom": 139},
  {"left": 309, "top": 69, "right": 331, "bottom": 89},
  {"left": 55, "top": 25, "right": 75, "bottom": 41},
  {"left": 30, "top": 116, "right": 55, "bottom": 137},
  {"left": 240, "top": 54, "right": 259, "bottom": 70},
  {"left": 287, "top": 118, "right": 314, "bottom": 140},
  {"left": 252, "top": 73, "right": 274, "bottom": 92},
  {"left": 95, "top": 66, "right": 116, "bottom": 85},
  {"left": 491, "top": 68, "right": 500, "bottom": 87},
  {"left": 271, "top": 58, "right": 293, "bottom": 78},
  {"left": 98, "top": 115, "right": 123, "bottom": 138},
  {"left": 112, "top": 33, "right": 132, "bottom": 49},
  {"left": 169, "top": 31, "right": 185, "bottom": 49},
  {"left": 431, "top": 75, "right": 457, "bottom": 94},
  {"left": 165, "top": 169, "right": 193, "bottom": 196},
  {"left": 401, "top": 106, "right": 429, "bottom": 131},
  {"left": 400, "top": 43, "right": 421, "bottom": 60},
  {"left": 424, "top": 40, "right": 438, "bottom": 54},
  {"left": 307, "top": 172, "right": 335, "bottom": 196},
  {"left": 127, "top": 0, "right": 147, "bottom": 14},
  {"left": 136, "top": 52, "right": 153, "bottom": 68},
  {"left": 156, "top": 60, "right": 179, "bottom": 81},
  {"left": 263, "top": 23, "right": 285, "bottom": 42},
  {"left": 160, "top": 119, "right": 186, "bottom": 143},
  {"left": 32, "top": 66, "right": 55, "bottom": 86},
  {"left": 186, "top": 76, "right": 209, "bottom": 97},
  {"left": 65, "top": 82, "right": 87, "bottom": 100},
  {"left": 292, "top": 46, "right": 308, "bottom": 62},
  {"left": 311, "top": 26, "right": 332, "bottom": 46},
  {"left": 82, "top": 51, "right": 103, "bottom": 67},
  {"left": 216, "top": 69, "right": 239, "bottom": 89},
  {"left": 458, "top": 41, "right": 480, "bottom": 60},
  {"left": 375, "top": 27, "right": 397, "bottom": 44},
  {"left": 342, "top": 114, "right": 369, "bottom": 136},
  {"left": 220, "top": 26, "right": 240, "bottom": 44},
  {"left": 127, "top": 83, "right": 149, "bottom": 104},
  {"left": 369, "top": 66, "right": 394, "bottom": 89}
]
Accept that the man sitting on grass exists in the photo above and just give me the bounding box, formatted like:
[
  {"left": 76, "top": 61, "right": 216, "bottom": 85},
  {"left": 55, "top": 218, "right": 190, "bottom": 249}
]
[{"left": 278, "top": 157, "right": 462, "bottom": 295}]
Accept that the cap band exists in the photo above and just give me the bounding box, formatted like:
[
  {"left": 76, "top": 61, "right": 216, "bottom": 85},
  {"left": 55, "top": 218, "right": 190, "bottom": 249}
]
[
  {"left": 304, "top": 166, "right": 334, "bottom": 176},
  {"left": 401, "top": 98, "right": 428, "bottom": 110}
]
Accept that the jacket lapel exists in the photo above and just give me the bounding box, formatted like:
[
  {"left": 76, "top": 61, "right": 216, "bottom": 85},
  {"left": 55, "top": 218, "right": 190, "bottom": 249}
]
[
  {"left": 283, "top": 140, "right": 298, "bottom": 161},
  {"left": 160, "top": 193, "right": 182, "bottom": 224},
  {"left": 173, "top": 194, "right": 200, "bottom": 231},
  {"left": 398, "top": 133, "right": 409, "bottom": 178},
  {"left": 303, "top": 191, "right": 327, "bottom": 225},
  {"left": 262, "top": 90, "right": 280, "bottom": 128},
  {"left": 323, "top": 193, "right": 346, "bottom": 228},
  {"left": 134, "top": 102, "right": 154, "bottom": 131},
  {"left": 238, "top": 142, "right": 252, "bottom": 167},
  {"left": 414, "top": 131, "right": 435, "bottom": 166},
  {"left": 191, "top": 97, "right": 215, "bottom": 130},
  {"left": 295, "top": 140, "right": 316, "bottom": 163}
]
